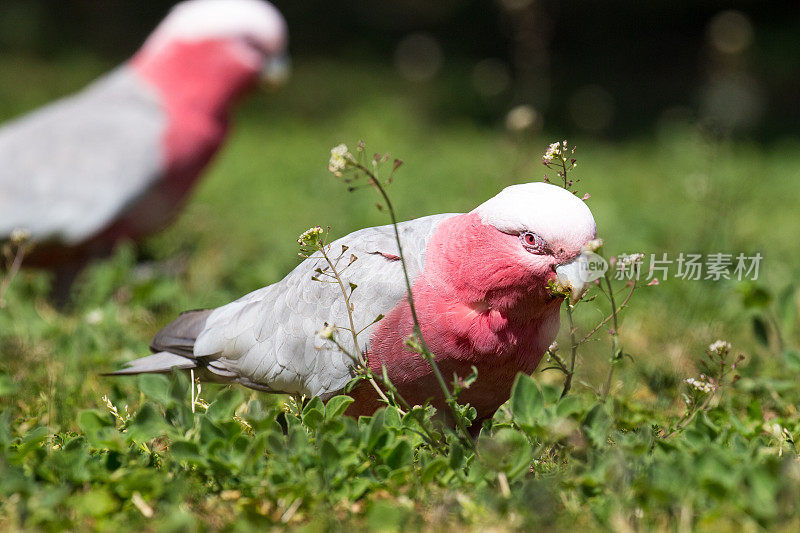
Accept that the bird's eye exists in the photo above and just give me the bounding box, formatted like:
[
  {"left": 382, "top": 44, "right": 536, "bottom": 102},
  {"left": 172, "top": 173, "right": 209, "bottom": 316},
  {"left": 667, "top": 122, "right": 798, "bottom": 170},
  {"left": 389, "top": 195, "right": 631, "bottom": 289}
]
[{"left": 520, "top": 232, "right": 547, "bottom": 254}]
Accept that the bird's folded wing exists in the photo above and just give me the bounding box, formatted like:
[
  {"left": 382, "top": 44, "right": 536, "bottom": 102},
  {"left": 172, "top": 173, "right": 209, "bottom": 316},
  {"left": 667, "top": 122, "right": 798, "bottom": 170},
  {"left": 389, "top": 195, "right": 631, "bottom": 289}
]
[
  {"left": 0, "top": 67, "right": 166, "bottom": 244},
  {"left": 194, "top": 213, "right": 456, "bottom": 399}
]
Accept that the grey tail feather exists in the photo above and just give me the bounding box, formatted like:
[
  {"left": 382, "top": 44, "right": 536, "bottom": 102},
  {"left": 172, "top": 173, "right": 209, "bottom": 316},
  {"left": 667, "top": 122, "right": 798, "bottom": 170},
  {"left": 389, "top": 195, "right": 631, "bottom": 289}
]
[
  {"left": 150, "top": 308, "right": 213, "bottom": 357},
  {"left": 104, "top": 351, "right": 197, "bottom": 376},
  {"left": 107, "top": 308, "right": 213, "bottom": 376}
]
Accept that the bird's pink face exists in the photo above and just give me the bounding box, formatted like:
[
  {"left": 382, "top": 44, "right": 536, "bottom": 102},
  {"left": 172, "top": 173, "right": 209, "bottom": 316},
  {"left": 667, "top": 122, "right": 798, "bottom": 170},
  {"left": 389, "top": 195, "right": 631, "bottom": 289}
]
[
  {"left": 486, "top": 222, "right": 592, "bottom": 299},
  {"left": 430, "top": 183, "right": 597, "bottom": 317}
]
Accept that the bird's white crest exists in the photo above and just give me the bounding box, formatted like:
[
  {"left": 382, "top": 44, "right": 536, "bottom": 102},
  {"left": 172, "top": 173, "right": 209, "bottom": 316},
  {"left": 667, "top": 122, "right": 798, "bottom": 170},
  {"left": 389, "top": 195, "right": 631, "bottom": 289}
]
[
  {"left": 473, "top": 182, "right": 597, "bottom": 247},
  {"left": 143, "top": 0, "right": 287, "bottom": 53}
]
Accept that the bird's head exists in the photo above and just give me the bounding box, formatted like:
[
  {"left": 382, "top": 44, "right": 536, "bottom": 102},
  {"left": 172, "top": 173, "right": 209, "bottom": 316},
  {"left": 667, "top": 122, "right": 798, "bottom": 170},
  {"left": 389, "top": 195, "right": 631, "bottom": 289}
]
[
  {"left": 430, "top": 182, "right": 597, "bottom": 315},
  {"left": 472, "top": 182, "right": 597, "bottom": 306},
  {"left": 138, "top": 0, "right": 289, "bottom": 89}
]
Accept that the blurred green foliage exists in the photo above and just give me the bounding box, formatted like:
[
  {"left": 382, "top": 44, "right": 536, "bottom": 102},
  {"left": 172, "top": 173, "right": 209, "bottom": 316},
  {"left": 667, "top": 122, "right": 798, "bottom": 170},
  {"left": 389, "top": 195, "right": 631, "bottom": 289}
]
[{"left": 4, "top": 352, "right": 800, "bottom": 530}]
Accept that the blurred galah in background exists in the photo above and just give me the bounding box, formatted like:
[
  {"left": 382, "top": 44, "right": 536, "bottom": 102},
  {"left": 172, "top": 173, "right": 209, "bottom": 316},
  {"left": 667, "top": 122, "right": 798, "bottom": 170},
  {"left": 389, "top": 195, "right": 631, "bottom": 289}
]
[
  {"left": 0, "top": 0, "right": 289, "bottom": 296},
  {"left": 111, "top": 182, "right": 597, "bottom": 435}
]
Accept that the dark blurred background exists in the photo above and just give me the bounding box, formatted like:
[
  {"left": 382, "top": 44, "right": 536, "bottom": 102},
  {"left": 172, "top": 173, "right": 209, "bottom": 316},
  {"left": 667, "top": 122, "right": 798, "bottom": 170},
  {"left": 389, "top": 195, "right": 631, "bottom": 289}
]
[{"left": 1, "top": 0, "right": 797, "bottom": 139}]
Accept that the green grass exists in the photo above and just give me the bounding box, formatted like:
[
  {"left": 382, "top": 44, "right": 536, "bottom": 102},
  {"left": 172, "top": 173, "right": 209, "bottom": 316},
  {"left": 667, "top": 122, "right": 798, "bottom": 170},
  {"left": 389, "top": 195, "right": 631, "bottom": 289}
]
[{"left": 2, "top": 52, "right": 800, "bottom": 530}]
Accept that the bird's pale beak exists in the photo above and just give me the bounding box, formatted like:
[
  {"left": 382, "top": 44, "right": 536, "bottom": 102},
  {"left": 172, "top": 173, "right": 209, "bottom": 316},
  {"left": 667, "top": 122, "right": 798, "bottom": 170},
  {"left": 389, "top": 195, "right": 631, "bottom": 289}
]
[
  {"left": 554, "top": 254, "right": 592, "bottom": 304},
  {"left": 554, "top": 250, "right": 607, "bottom": 303},
  {"left": 260, "top": 53, "right": 290, "bottom": 87}
]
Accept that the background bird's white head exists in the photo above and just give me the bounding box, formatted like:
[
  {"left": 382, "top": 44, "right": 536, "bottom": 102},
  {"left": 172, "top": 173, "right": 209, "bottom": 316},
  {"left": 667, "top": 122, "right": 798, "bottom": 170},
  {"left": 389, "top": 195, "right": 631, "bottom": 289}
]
[
  {"left": 143, "top": 0, "right": 289, "bottom": 82},
  {"left": 473, "top": 182, "right": 597, "bottom": 251}
]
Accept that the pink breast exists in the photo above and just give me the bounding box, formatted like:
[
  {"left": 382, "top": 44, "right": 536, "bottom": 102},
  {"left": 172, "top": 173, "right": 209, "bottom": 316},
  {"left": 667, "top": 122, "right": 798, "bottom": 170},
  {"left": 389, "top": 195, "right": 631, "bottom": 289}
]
[{"left": 348, "top": 213, "right": 562, "bottom": 420}]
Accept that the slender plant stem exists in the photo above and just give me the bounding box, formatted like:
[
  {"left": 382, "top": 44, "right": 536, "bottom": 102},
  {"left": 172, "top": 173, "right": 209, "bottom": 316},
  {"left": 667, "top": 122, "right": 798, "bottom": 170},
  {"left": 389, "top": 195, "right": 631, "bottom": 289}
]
[
  {"left": 601, "top": 272, "right": 623, "bottom": 402},
  {"left": 354, "top": 162, "right": 473, "bottom": 445},
  {"left": 665, "top": 343, "right": 738, "bottom": 439},
  {"left": 319, "top": 245, "right": 363, "bottom": 357},
  {"left": 0, "top": 241, "right": 28, "bottom": 306},
  {"left": 663, "top": 391, "right": 715, "bottom": 439},
  {"left": 542, "top": 348, "right": 568, "bottom": 375},
  {"left": 318, "top": 243, "right": 398, "bottom": 411},
  {"left": 577, "top": 281, "right": 637, "bottom": 346},
  {"left": 190, "top": 369, "right": 196, "bottom": 414},
  {"left": 561, "top": 301, "right": 578, "bottom": 398}
]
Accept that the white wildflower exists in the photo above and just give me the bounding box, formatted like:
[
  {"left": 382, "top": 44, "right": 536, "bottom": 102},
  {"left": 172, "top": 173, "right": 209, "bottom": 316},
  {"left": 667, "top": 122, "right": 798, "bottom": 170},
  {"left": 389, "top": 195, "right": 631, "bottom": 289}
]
[
  {"left": 328, "top": 144, "right": 351, "bottom": 175},
  {"left": 102, "top": 394, "right": 114, "bottom": 411},
  {"left": 85, "top": 308, "right": 103, "bottom": 325},
  {"left": 545, "top": 341, "right": 558, "bottom": 362},
  {"left": 318, "top": 324, "right": 335, "bottom": 340},
  {"left": 102, "top": 394, "right": 129, "bottom": 424},
  {"left": 618, "top": 252, "right": 645, "bottom": 266},
  {"left": 708, "top": 340, "right": 731, "bottom": 355},
  {"left": 542, "top": 142, "right": 561, "bottom": 163},
  {"left": 297, "top": 226, "right": 324, "bottom": 247},
  {"left": 582, "top": 238, "right": 604, "bottom": 253},
  {"left": 10, "top": 227, "right": 30, "bottom": 244},
  {"left": 685, "top": 375, "right": 714, "bottom": 394},
  {"left": 549, "top": 277, "right": 572, "bottom": 297}
]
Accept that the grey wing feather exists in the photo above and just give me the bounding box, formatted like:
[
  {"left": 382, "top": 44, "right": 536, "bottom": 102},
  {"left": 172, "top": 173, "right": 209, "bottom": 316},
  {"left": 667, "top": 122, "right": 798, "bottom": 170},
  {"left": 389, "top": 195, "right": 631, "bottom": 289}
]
[
  {"left": 193, "top": 213, "right": 457, "bottom": 399},
  {"left": 0, "top": 66, "right": 166, "bottom": 244},
  {"left": 150, "top": 309, "right": 214, "bottom": 356}
]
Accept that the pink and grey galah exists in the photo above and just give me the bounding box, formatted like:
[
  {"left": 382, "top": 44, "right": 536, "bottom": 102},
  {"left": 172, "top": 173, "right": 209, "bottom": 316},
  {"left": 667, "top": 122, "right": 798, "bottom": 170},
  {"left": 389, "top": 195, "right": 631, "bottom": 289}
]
[
  {"left": 0, "top": 0, "right": 288, "bottom": 286},
  {"left": 113, "top": 182, "right": 597, "bottom": 432}
]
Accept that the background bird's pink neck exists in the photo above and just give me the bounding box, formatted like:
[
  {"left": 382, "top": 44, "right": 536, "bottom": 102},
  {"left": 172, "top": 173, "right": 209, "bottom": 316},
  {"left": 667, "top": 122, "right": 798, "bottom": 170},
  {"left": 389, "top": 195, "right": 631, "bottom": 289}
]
[
  {"left": 120, "top": 39, "right": 261, "bottom": 234},
  {"left": 132, "top": 39, "right": 259, "bottom": 119}
]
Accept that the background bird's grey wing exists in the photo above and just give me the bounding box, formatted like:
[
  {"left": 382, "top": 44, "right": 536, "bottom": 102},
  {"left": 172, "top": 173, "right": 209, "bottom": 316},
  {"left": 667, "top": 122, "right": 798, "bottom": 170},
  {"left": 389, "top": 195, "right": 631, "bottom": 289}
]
[
  {"left": 0, "top": 66, "right": 166, "bottom": 244},
  {"left": 193, "top": 213, "right": 457, "bottom": 399}
]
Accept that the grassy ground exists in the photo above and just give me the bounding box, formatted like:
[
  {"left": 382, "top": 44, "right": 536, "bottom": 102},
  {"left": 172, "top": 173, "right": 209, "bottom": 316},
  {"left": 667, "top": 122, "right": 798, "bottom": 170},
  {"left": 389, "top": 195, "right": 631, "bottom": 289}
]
[{"left": 1, "top": 52, "right": 800, "bottom": 530}]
